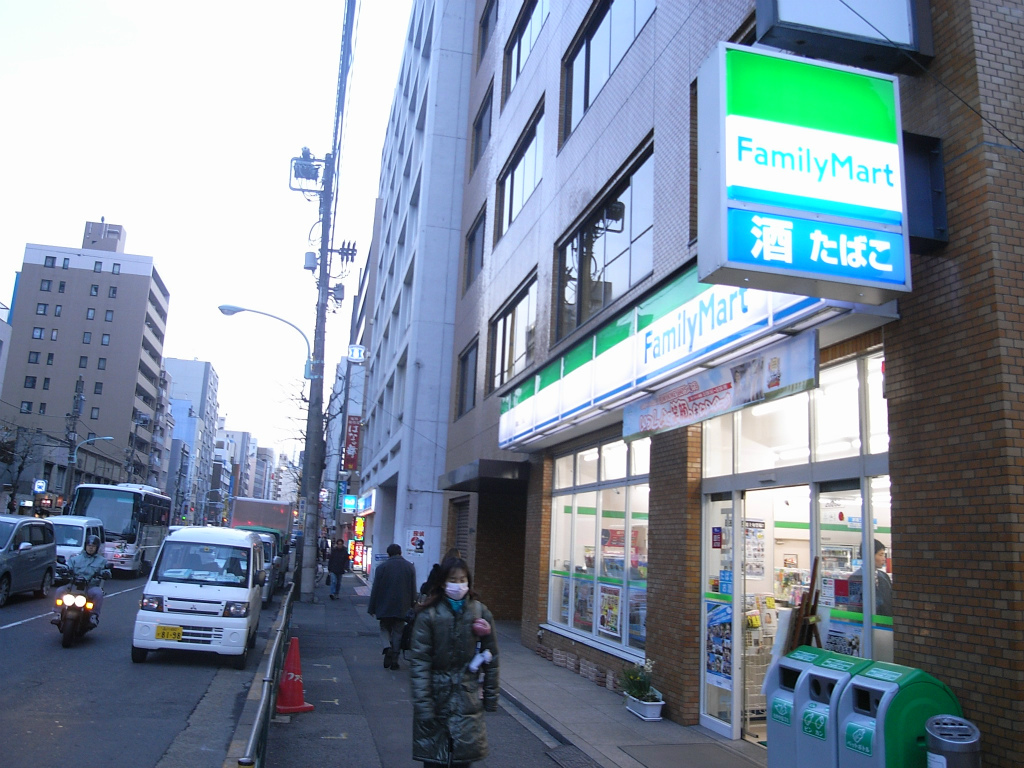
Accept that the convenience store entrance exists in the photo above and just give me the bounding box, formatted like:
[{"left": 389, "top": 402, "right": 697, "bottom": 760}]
[{"left": 700, "top": 486, "right": 810, "bottom": 743}]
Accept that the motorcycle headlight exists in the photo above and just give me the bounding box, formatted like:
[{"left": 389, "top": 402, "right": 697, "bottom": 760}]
[
  {"left": 223, "top": 601, "right": 249, "bottom": 618},
  {"left": 140, "top": 595, "right": 164, "bottom": 612},
  {"left": 73, "top": 594, "right": 87, "bottom": 608}
]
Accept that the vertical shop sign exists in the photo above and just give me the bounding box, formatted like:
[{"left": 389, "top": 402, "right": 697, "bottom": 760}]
[
  {"left": 712, "top": 527, "right": 722, "bottom": 548},
  {"left": 343, "top": 415, "right": 361, "bottom": 470},
  {"left": 706, "top": 602, "right": 733, "bottom": 691}
]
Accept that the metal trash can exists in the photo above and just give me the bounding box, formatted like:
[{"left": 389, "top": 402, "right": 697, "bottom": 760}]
[{"left": 925, "top": 715, "right": 980, "bottom": 768}]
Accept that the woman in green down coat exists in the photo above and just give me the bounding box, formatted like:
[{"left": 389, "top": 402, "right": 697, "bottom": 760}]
[{"left": 409, "top": 557, "right": 499, "bottom": 768}]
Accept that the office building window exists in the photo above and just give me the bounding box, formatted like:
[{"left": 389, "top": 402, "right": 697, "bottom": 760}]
[
  {"left": 90, "top": 407, "right": 100, "bottom": 420},
  {"left": 105, "top": 310, "right": 114, "bottom": 322},
  {"left": 479, "top": 0, "right": 497, "bottom": 61},
  {"left": 465, "top": 209, "right": 486, "bottom": 291},
  {"left": 24, "top": 376, "right": 37, "bottom": 389},
  {"left": 38, "top": 403, "right": 47, "bottom": 415},
  {"left": 32, "top": 327, "right": 44, "bottom": 339},
  {"left": 28, "top": 351, "right": 39, "bottom": 364},
  {"left": 87, "top": 432, "right": 96, "bottom": 440},
  {"left": 54, "top": 305, "right": 62, "bottom": 317},
  {"left": 557, "top": 150, "right": 653, "bottom": 339},
  {"left": 90, "top": 285, "right": 99, "bottom": 296},
  {"left": 93, "top": 261, "right": 102, "bottom": 273},
  {"left": 101, "top": 334, "right": 110, "bottom": 346},
  {"left": 497, "top": 110, "right": 544, "bottom": 237},
  {"left": 58, "top": 281, "right": 66, "bottom": 293},
  {"left": 489, "top": 279, "right": 537, "bottom": 391},
  {"left": 50, "top": 329, "right": 58, "bottom": 341},
  {"left": 62, "top": 257, "right": 69, "bottom": 269},
  {"left": 94, "top": 382, "right": 103, "bottom": 395},
  {"left": 564, "top": 0, "right": 656, "bottom": 137},
  {"left": 44, "top": 256, "right": 56, "bottom": 268},
  {"left": 457, "top": 342, "right": 478, "bottom": 417},
  {"left": 40, "top": 279, "right": 52, "bottom": 291},
  {"left": 97, "top": 358, "right": 107, "bottom": 370},
  {"left": 112, "top": 263, "right": 121, "bottom": 274},
  {"left": 87, "top": 308, "right": 96, "bottom": 320},
  {"left": 472, "top": 87, "right": 492, "bottom": 171},
  {"left": 46, "top": 353, "right": 54, "bottom": 365},
  {"left": 79, "top": 356, "right": 88, "bottom": 369},
  {"left": 505, "top": 0, "right": 549, "bottom": 98},
  {"left": 109, "top": 286, "right": 117, "bottom": 298},
  {"left": 36, "top": 303, "right": 48, "bottom": 315},
  {"left": 42, "top": 378, "right": 50, "bottom": 390},
  {"left": 83, "top": 332, "right": 92, "bottom": 344},
  {"left": 20, "top": 402, "right": 32, "bottom": 414}
]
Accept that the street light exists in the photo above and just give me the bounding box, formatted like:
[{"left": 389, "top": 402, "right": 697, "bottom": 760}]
[
  {"left": 65, "top": 436, "right": 114, "bottom": 501},
  {"left": 218, "top": 305, "right": 313, "bottom": 379},
  {"left": 219, "top": 301, "right": 325, "bottom": 602}
]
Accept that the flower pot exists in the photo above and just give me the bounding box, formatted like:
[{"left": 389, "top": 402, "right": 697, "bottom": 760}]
[{"left": 624, "top": 693, "right": 664, "bottom": 721}]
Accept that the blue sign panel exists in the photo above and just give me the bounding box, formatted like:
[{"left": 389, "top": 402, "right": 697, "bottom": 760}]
[
  {"left": 342, "top": 495, "right": 358, "bottom": 511},
  {"left": 728, "top": 209, "right": 905, "bottom": 286}
]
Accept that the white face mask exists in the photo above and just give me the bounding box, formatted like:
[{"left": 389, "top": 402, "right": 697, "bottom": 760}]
[{"left": 444, "top": 582, "right": 469, "bottom": 600}]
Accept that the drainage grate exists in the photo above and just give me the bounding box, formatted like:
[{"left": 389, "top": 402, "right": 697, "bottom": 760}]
[{"left": 546, "top": 745, "right": 603, "bottom": 768}]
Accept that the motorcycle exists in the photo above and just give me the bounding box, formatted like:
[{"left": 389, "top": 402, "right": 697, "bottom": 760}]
[{"left": 53, "top": 571, "right": 109, "bottom": 648}]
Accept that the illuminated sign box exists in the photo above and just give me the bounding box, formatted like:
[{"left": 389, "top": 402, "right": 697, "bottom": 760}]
[{"left": 698, "top": 44, "right": 911, "bottom": 305}]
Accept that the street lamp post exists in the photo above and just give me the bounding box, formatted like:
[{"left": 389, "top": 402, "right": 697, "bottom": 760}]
[
  {"left": 65, "top": 436, "right": 114, "bottom": 503},
  {"left": 218, "top": 302, "right": 324, "bottom": 602}
]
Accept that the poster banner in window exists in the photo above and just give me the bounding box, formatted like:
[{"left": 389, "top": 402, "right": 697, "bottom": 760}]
[
  {"left": 623, "top": 331, "right": 818, "bottom": 440},
  {"left": 598, "top": 584, "right": 621, "bottom": 638},
  {"left": 706, "top": 601, "right": 733, "bottom": 690}
]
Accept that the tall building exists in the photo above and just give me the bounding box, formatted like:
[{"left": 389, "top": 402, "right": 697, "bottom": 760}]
[
  {"left": 355, "top": 1, "right": 1024, "bottom": 764},
  {"left": 164, "top": 358, "right": 219, "bottom": 519},
  {"left": 222, "top": 428, "right": 255, "bottom": 499},
  {"left": 1, "top": 221, "right": 170, "bottom": 503},
  {"left": 253, "top": 446, "right": 276, "bottom": 500},
  {"left": 355, "top": 0, "right": 475, "bottom": 587}
]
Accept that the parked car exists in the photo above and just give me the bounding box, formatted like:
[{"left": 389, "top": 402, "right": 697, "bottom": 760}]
[
  {"left": 255, "top": 532, "right": 283, "bottom": 606},
  {"left": 0, "top": 514, "right": 57, "bottom": 607},
  {"left": 49, "top": 516, "right": 105, "bottom": 585}
]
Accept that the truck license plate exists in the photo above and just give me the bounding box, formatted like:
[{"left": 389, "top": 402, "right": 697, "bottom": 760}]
[{"left": 156, "top": 625, "right": 182, "bottom": 641}]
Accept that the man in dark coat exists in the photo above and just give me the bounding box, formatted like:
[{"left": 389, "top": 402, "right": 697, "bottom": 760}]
[
  {"left": 328, "top": 539, "right": 350, "bottom": 600},
  {"left": 367, "top": 543, "right": 417, "bottom": 669}
]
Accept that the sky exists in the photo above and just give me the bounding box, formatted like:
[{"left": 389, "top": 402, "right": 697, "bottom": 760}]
[{"left": 0, "top": 0, "right": 413, "bottom": 460}]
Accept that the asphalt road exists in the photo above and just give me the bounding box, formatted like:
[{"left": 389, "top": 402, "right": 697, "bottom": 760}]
[{"left": 0, "top": 571, "right": 272, "bottom": 768}]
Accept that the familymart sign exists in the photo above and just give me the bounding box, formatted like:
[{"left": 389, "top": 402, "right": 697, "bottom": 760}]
[{"left": 697, "top": 44, "right": 910, "bottom": 305}]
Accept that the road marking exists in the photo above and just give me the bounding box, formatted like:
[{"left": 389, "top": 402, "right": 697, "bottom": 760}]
[{"left": 0, "top": 584, "right": 143, "bottom": 630}]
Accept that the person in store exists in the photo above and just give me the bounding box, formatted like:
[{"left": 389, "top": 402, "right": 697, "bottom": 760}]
[
  {"left": 851, "top": 539, "right": 893, "bottom": 617},
  {"left": 409, "top": 556, "right": 498, "bottom": 768}
]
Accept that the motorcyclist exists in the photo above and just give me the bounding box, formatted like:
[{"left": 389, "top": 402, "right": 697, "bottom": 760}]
[{"left": 53, "top": 535, "right": 111, "bottom": 627}]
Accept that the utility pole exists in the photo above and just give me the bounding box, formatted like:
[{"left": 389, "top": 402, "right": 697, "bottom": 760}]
[{"left": 63, "top": 377, "right": 85, "bottom": 502}]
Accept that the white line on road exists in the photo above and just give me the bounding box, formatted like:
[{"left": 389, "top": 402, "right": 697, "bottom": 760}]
[{"left": 0, "top": 584, "right": 143, "bottom": 630}]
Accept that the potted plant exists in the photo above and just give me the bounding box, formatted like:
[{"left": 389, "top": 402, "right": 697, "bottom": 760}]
[{"left": 620, "top": 659, "right": 664, "bottom": 721}]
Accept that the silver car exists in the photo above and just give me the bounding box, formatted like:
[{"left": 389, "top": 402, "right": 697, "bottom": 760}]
[{"left": 0, "top": 515, "right": 57, "bottom": 607}]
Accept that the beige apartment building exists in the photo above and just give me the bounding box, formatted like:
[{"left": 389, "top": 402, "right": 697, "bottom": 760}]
[
  {"left": 423, "top": 0, "right": 1024, "bottom": 764},
  {"left": 2, "top": 222, "right": 170, "bottom": 504}
]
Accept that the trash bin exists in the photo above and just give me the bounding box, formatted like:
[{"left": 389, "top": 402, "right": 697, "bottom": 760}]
[
  {"left": 836, "top": 661, "right": 961, "bottom": 768},
  {"left": 925, "top": 715, "right": 980, "bottom": 768},
  {"left": 794, "top": 652, "right": 873, "bottom": 768},
  {"left": 766, "top": 645, "right": 832, "bottom": 768}
]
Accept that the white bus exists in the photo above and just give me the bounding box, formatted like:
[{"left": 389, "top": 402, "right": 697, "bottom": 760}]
[{"left": 67, "top": 483, "right": 172, "bottom": 576}]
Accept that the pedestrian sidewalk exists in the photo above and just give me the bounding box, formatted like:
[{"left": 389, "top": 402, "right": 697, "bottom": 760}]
[{"left": 255, "top": 572, "right": 767, "bottom": 768}]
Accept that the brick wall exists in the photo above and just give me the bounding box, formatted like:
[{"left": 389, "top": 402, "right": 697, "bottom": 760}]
[{"left": 475, "top": 488, "right": 527, "bottom": 620}]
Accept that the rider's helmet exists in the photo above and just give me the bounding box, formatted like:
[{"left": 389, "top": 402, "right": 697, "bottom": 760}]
[{"left": 85, "top": 535, "right": 101, "bottom": 555}]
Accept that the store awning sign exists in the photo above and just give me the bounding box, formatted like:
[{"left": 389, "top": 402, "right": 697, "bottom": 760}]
[
  {"left": 623, "top": 331, "right": 818, "bottom": 440},
  {"left": 698, "top": 43, "right": 910, "bottom": 305}
]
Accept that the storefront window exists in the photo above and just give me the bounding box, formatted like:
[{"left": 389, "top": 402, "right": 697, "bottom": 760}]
[
  {"left": 548, "top": 437, "right": 650, "bottom": 653},
  {"left": 704, "top": 414, "right": 732, "bottom": 477},
  {"left": 736, "top": 391, "right": 809, "bottom": 472},
  {"left": 814, "top": 361, "right": 860, "bottom": 460},
  {"left": 866, "top": 355, "right": 888, "bottom": 454}
]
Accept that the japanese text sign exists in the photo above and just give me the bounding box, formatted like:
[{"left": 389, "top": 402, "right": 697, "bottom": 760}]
[{"left": 343, "top": 415, "right": 361, "bottom": 471}]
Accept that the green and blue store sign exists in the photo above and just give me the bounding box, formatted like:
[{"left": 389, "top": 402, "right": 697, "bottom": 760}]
[{"left": 697, "top": 43, "right": 910, "bottom": 305}]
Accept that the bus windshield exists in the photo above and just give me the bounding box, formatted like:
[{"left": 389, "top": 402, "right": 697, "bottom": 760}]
[{"left": 70, "top": 488, "right": 137, "bottom": 540}]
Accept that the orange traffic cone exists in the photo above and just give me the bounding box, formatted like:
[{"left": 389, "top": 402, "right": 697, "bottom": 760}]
[{"left": 276, "top": 638, "right": 315, "bottom": 714}]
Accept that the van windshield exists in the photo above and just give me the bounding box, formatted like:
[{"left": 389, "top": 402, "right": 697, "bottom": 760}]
[
  {"left": 51, "top": 523, "right": 84, "bottom": 547},
  {"left": 154, "top": 542, "right": 250, "bottom": 586}
]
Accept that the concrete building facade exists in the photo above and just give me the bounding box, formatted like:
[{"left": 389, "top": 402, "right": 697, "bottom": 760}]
[{"left": 164, "top": 358, "right": 219, "bottom": 521}]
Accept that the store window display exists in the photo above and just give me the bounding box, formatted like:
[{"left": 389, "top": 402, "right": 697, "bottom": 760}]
[{"left": 548, "top": 437, "right": 650, "bottom": 653}]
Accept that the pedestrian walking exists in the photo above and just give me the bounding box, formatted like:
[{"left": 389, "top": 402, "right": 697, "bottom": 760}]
[
  {"left": 328, "top": 539, "right": 349, "bottom": 600},
  {"left": 420, "top": 547, "right": 462, "bottom": 596},
  {"left": 409, "top": 556, "right": 499, "bottom": 768},
  {"left": 367, "top": 542, "right": 417, "bottom": 669}
]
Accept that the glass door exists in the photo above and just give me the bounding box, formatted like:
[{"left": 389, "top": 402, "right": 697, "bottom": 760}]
[{"left": 701, "top": 493, "right": 740, "bottom": 738}]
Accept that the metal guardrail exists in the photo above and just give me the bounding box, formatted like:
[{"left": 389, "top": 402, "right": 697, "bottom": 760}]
[{"left": 237, "top": 580, "right": 296, "bottom": 767}]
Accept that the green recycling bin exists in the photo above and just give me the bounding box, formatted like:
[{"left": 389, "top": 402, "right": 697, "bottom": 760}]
[
  {"left": 766, "top": 645, "right": 832, "bottom": 768},
  {"left": 836, "top": 661, "right": 961, "bottom": 768},
  {"left": 794, "top": 651, "right": 873, "bottom": 768}
]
